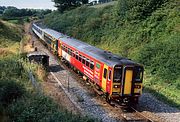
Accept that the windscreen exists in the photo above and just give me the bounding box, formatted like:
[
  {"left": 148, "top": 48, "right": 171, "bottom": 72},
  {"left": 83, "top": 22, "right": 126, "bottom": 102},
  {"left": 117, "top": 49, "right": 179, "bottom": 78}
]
[
  {"left": 134, "top": 67, "right": 143, "bottom": 82},
  {"left": 113, "top": 66, "right": 122, "bottom": 83}
]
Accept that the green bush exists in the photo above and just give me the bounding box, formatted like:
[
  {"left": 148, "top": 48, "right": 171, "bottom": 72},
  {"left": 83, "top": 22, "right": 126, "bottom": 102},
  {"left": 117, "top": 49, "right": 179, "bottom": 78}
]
[
  {"left": 0, "top": 80, "right": 25, "bottom": 106},
  {"left": 115, "top": 0, "right": 169, "bottom": 21},
  {"left": 8, "top": 93, "right": 96, "bottom": 122},
  {"left": 136, "top": 35, "right": 180, "bottom": 80},
  {"left": 0, "top": 59, "right": 24, "bottom": 80}
]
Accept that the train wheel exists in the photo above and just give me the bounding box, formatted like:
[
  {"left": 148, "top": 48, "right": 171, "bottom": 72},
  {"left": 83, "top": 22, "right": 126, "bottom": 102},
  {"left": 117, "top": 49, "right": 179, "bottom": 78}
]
[{"left": 106, "top": 93, "right": 111, "bottom": 104}]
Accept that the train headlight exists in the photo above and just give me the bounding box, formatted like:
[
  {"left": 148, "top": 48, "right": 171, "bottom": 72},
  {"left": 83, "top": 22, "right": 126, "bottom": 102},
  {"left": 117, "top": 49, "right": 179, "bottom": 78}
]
[
  {"left": 135, "top": 85, "right": 141, "bottom": 89},
  {"left": 113, "top": 85, "right": 120, "bottom": 88}
]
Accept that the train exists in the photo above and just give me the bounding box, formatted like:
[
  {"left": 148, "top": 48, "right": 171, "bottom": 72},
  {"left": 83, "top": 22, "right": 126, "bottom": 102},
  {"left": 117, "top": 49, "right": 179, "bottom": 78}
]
[{"left": 32, "top": 22, "right": 144, "bottom": 105}]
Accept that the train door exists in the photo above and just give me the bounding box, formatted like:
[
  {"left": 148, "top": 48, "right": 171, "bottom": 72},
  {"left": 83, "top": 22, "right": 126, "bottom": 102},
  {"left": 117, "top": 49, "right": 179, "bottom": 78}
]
[
  {"left": 102, "top": 64, "right": 108, "bottom": 92},
  {"left": 123, "top": 67, "right": 133, "bottom": 95},
  {"left": 106, "top": 68, "right": 112, "bottom": 94},
  {"left": 56, "top": 40, "right": 58, "bottom": 52},
  {"left": 58, "top": 40, "right": 62, "bottom": 56},
  {"left": 51, "top": 39, "right": 56, "bottom": 52}
]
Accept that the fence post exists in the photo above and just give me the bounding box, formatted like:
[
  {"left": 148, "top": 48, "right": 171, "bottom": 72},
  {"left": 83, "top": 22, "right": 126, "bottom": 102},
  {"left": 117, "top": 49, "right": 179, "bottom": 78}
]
[{"left": 67, "top": 72, "right": 69, "bottom": 92}]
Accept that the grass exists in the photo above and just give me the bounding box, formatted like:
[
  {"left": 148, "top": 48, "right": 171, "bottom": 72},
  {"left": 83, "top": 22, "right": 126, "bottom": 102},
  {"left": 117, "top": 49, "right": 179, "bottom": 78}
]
[
  {"left": 0, "top": 20, "right": 97, "bottom": 121},
  {"left": 44, "top": 0, "right": 180, "bottom": 109}
]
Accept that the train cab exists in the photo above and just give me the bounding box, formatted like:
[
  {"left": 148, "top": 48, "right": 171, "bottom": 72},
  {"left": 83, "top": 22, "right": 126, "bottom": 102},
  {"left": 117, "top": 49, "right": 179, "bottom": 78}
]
[{"left": 110, "top": 65, "right": 144, "bottom": 104}]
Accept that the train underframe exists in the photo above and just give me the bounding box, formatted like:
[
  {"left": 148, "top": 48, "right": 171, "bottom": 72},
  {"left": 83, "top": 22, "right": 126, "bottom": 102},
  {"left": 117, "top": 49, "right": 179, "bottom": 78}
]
[{"left": 107, "top": 94, "right": 139, "bottom": 106}]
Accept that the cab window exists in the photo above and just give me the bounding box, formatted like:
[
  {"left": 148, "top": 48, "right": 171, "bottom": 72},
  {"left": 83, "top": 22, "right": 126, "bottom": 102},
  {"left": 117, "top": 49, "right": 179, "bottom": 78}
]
[
  {"left": 135, "top": 67, "right": 143, "bottom": 81},
  {"left": 103, "top": 68, "right": 107, "bottom": 79},
  {"left": 108, "top": 70, "right": 111, "bottom": 80},
  {"left": 113, "top": 66, "right": 122, "bottom": 82}
]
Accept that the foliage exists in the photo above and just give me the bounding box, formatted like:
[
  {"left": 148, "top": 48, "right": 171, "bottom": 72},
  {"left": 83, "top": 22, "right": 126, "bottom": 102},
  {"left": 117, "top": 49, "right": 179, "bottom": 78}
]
[
  {"left": 44, "top": 0, "right": 180, "bottom": 107},
  {"left": 0, "top": 80, "right": 25, "bottom": 107},
  {"left": 8, "top": 93, "right": 96, "bottom": 122},
  {"left": 0, "top": 20, "right": 22, "bottom": 48},
  {"left": 136, "top": 36, "right": 180, "bottom": 80},
  {"left": 0, "top": 6, "right": 52, "bottom": 19},
  {"left": 52, "top": 0, "right": 88, "bottom": 12},
  {"left": 0, "top": 6, "right": 6, "bottom": 15},
  {"left": 115, "top": 0, "right": 169, "bottom": 21}
]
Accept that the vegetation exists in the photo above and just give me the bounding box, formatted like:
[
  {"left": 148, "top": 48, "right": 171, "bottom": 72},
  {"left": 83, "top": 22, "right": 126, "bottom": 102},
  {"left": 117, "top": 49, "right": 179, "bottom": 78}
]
[
  {"left": 44, "top": 0, "right": 180, "bottom": 108},
  {"left": 0, "top": 6, "right": 6, "bottom": 15},
  {"left": 0, "top": 20, "right": 96, "bottom": 121},
  {"left": 52, "top": 0, "right": 88, "bottom": 12},
  {"left": 0, "top": 6, "right": 52, "bottom": 22}
]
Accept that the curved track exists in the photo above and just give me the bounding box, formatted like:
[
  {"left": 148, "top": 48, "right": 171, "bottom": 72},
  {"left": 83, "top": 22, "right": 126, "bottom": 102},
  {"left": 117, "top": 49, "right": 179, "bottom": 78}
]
[{"left": 57, "top": 58, "right": 155, "bottom": 122}]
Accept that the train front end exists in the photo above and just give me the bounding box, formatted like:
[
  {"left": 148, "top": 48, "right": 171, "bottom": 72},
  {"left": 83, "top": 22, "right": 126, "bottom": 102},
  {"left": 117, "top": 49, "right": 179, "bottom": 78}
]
[{"left": 111, "top": 65, "right": 144, "bottom": 105}]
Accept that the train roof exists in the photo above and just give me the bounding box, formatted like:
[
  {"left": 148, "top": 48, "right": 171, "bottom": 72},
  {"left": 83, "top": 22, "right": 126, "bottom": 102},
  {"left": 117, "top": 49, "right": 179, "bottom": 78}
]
[
  {"left": 43, "top": 29, "right": 67, "bottom": 39},
  {"left": 32, "top": 23, "right": 42, "bottom": 30},
  {"left": 33, "top": 23, "right": 141, "bottom": 67},
  {"left": 60, "top": 36, "right": 139, "bottom": 67}
]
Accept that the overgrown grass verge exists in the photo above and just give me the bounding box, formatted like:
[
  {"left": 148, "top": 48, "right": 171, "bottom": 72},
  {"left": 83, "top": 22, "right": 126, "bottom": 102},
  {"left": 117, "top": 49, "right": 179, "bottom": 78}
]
[{"left": 0, "top": 20, "right": 97, "bottom": 121}]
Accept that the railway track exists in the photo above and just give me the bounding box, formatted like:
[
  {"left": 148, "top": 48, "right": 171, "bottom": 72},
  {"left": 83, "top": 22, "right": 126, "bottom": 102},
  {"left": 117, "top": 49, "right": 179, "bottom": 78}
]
[
  {"left": 55, "top": 59, "right": 155, "bottom": 122},
  {"left": 120, "top": 106, "right": 154, "bottom": 122}
]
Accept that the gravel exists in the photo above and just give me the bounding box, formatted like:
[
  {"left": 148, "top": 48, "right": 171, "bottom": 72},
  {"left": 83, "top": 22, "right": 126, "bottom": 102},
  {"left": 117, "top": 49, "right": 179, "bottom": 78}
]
[{"left": 139, "top": 93, "right": 180, "bottom": 122}]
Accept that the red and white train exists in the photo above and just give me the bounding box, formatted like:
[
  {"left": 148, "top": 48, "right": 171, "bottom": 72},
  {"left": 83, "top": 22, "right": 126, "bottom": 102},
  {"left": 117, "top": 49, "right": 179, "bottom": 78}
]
[{"left": 32, "top": 22, "right": 144, "bottom": 105}]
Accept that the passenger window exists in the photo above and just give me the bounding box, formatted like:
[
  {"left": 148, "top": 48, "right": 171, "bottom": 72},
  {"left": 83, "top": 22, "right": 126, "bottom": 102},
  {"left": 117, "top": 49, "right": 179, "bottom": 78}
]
[
  {"left": 79, "top": 55, "right": 82, "bottom": 62},
  {"left": 103, "top": 68, "right": 107, "bottom": 79},
  {"left": 73, "top": 53, "right": 75, "bottom": 57},
  {"left": 68, "top": 48, "right": 70, "bottom": 54},
  {"left": 76, "top": 54, "right": 78, "bottom": 60},
  {"left": 86, "top": 60, "right": 89, "bottom": 67},
  {"left": 90, "top": 63, "right": 94, "bottom": 70},
  {"left": 108, "top": 70, "right": 111, "bottom": 80},
  {"left": 82, "top": 57, "right": 85, "bottom": 64},
  {"left": 69, "top": 50, "right": 72, "bottom": 56},
  {"left": 70, "top": 49, "right": 72, "bottom": 56}
]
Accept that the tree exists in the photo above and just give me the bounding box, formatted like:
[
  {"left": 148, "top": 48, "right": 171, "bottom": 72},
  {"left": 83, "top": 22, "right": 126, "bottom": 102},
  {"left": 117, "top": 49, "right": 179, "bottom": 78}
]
[
  {"left": 0, "top": 6, "right": 6, "bottom": 15},
  {"left": 52, "top": 0, "right": 88, "bottom": 12},
  {"left": 3, "top": 7, "right": 20, "bottom": 17}
]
